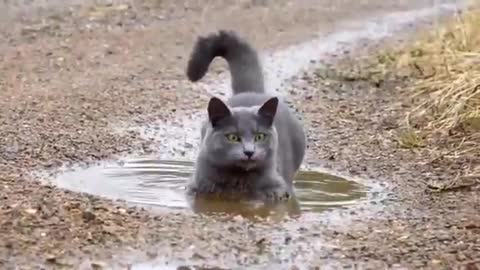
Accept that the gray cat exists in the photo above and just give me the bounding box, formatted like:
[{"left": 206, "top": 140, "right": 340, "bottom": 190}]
[{"left": 186, "top": 30, "right": 306, "bottom": 201}]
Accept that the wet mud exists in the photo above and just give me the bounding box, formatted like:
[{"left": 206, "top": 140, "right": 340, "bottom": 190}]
[{"left": 0, "top": 0, "right": 477, "bottom": 269}]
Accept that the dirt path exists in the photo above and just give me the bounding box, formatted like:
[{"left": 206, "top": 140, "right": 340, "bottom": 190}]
[
  {"left": 287, "top": 47, "right": 480, "bottom": 268},
  {"left": 1, "top": 0, "right": 478, "bottom": 269}
]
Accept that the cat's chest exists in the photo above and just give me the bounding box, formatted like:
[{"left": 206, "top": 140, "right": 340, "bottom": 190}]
[
  {"left": 191, "top": 176, "right": 254, "bottom": 200},
  {"left": 197, "top": 173, "right": 262, "bottom": 193},
  {"left": 212, "top": 175, "right": 256, "bottom": 190}
]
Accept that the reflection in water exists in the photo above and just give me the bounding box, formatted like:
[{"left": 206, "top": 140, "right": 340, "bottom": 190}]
[
  {"left": 189, "top": 195, "right": 302, "bottom": 221},
  {"left": 294, "top": 171, "right": 366, "bottom": 210},
  {"left": 49, "top": 158, "right": 367, "bottom": 219}
]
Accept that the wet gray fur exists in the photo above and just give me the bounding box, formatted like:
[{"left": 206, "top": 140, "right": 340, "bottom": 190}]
[{"left": 186, "top": 30, "right": 306, "bottom": 201}]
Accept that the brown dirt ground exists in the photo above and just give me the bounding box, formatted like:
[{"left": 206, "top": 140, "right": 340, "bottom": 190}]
[
  {"left": 287, "top": 42, "right": 480, "bottom": 269},
  {"left": 0, "top": 0, "right": 478, "bottom": 269}
]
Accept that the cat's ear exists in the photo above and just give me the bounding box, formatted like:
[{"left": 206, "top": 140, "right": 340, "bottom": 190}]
[
  {"left": 207, "top": 97, "right": 231, "bottom": 127},
  {"left": 258, "top": 97, "right": 278, "bottom": 126}
]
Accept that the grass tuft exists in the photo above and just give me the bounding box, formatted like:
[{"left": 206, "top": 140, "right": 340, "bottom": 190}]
[
  {"left": 379, "top": 5, "right": 480, "bottom": 158},
  {"left": 405, "top": 7, "right": 479, "bottom": 132},
  {"left": 397, "top": 130, "right": 426, "bottom": 149}
]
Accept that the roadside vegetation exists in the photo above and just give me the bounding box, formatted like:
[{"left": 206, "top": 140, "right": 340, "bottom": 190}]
[
  {"left": 324, "top": 3, "right": 480, "bottom": 190},
  {"left": 383, "top": 4, "right": 480, "bottom": 189}
]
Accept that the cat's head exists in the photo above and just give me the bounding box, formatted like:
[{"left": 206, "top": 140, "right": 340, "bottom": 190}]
[{"left": 201, "top": 96, "right": 279, "bottom": 171}]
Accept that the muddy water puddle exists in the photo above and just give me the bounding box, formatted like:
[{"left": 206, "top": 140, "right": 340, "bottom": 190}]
[{"left": 49, "top": 158, "right": 367, "bottom": 218}]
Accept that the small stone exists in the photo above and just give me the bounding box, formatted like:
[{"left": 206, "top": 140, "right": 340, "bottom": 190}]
[
  {"left": 25, "top": 208, "right": 37, "bottom": 215},
  {"left": 45, "top": 255, "right": 57, "bottom": 263},
  {"left": 256, "top": 238, "right": 266, "bottom": 246},
  {"left": 82, "top": 210, "right": 96, "bottom": 222},
  {"left": 91, "top": 261, "right": 106, "bottom": 270}
]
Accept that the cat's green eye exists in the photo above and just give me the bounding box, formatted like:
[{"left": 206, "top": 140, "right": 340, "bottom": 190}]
[
  {"left": 254, "top": 133, "right": 267, "bottom": 142},
  {"left": 225, "top": 133, "right": 241, "bottom": 143}
]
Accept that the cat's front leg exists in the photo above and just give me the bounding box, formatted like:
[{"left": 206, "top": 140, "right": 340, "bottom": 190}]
[
  {"left": 252, "top": 181, "right": 291, "bottom": 201},
  {"left": 186, "top": 178, "right": 217, "bottom": 196}
]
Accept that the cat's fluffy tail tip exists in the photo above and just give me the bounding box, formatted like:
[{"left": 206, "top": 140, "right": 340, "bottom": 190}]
[{"left": 186, "top": 30, "right": 241, "bottom": 82}]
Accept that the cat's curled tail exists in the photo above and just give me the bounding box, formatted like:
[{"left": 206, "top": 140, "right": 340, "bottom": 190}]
[{"left": 187, "top": 30, "right": 264, "bottom": 95}]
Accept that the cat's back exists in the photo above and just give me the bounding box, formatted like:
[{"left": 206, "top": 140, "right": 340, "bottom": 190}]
[
  {"left": 227, "top": 92, "right": 270, "bottom": 108},
  {"left": 226, "top": 93, "right": 302, "bottom": 130},
  {"left": 227, "top": 93, "right": 301, "bottom": 127}
]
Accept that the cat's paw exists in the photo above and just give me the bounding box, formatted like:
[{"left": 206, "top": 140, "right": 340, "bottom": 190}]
[{"left": 254, "top": 186, "right": 291, "bottom": 201}]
